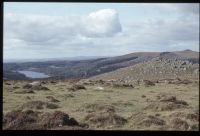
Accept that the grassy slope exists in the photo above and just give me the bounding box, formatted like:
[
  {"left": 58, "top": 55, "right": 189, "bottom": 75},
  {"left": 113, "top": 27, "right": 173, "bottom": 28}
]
[
  {"left": 90, "top": 59, "right": 199, "bottom": 81},
  {"left": 3, "top": 79, "right": 199, "bottom": 130}
]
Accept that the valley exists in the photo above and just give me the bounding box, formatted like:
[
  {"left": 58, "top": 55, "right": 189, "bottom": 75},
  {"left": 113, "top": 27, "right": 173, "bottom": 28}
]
[
  {"left": 3, "top": 2, "right": 199, "bottom": 131},
  {"left": 3, "top": 50, "right": 199, "bottom": 80},
  {"left": 3, "top": 50, "right": 199, "bottom": 130}
]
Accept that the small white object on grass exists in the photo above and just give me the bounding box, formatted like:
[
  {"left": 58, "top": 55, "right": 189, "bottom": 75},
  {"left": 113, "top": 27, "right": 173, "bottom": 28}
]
[
  {"left": 29, "top": 81, "right": 41, "bottom": 86},
  {"left": 95, "top": 86, "right": 104, "bottom": 91}
]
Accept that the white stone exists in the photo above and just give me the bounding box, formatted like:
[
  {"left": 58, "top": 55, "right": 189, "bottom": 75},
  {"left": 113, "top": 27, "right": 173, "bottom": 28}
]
[
  {"left": 29, "top": 81, "right": 41, "bottom": 86},
  {"left": 95, "top": 86, "right": 104, "bottom": 91}
]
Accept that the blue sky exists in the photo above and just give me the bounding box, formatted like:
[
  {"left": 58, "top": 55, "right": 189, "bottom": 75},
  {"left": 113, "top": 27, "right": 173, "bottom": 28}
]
[
  {"left": 3, "top": 3, "right": 199, "bottom": 60},
  {"left": 4, "top": 3, "right": 170, "bottom": 24}
]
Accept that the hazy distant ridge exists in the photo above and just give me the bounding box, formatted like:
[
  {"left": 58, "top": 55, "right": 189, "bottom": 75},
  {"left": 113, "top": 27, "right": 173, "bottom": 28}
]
[{"left": 3, "top": 50, "right": 199, "bottom": 80}]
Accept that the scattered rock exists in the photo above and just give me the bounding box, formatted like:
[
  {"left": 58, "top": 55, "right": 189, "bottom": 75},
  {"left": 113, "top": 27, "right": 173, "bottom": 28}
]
[
  {"left": 30, "top": 81, "right": 41, "bottom": 86},
  {"left": 183, "top": 68, "right": 187, "bottom": 71},
  {"left": 94, "top": 86, "right": 104, "bottom": 91},
  {"left": 181, "top": 62, "right": 187, "bottom": 65}
]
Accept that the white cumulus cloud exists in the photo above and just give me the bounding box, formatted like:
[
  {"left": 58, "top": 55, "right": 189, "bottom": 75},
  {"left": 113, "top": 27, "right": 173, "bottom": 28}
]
[
  {"left": 3, "top": 5, "right": 199, "bottom": 60},
  {"left": 4, "top": 8, "right": 122, "bottom": 47},
  {"left": 82, "top": 9, "right": 122, "bottom": 37}
]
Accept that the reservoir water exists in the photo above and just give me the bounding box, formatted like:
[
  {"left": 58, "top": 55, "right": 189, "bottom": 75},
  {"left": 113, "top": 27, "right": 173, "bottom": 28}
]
[{"left": 18, "top": 70, "right": 50, "bottom": 78}]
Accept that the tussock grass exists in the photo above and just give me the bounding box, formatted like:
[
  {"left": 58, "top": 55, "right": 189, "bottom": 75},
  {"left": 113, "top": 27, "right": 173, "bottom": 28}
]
[{"left": 3, "top": 79, "right": 199, "bottom": 130}]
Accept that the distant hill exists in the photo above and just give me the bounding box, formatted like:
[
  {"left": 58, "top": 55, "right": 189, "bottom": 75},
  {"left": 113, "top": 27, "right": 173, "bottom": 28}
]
[
  {"left": 4, "top": 56, "right": 109, "bottom": 63},
  {"left": 173, "top": 50, "right": 199, "bottom": 63},
  {"left": 3, "top": 50, "right": 199, "bottom": 80},
  {"left": 90, "top": 57, "right": 199, "bottom": 81}
]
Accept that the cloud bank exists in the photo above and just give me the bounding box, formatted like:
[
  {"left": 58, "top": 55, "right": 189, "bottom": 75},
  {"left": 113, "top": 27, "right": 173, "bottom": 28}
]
[
  {"left": 5, "top": 9, "right": 121, "bottom": 44},
  {"left": 4, "top": 4, "right": 199, "bottom": 60}
]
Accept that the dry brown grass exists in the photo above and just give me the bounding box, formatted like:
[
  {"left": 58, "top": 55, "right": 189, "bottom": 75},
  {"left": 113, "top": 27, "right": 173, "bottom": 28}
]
[
  {"left": 46, "top": 96, "right": 60, "bottom": 103},
  {"left": 137, "top": 115, "right": 166, "bottom": 127},
  {"left": 3, "top": 79, "right": 199, "bottom": 130},
  {"left": 170, "top": 118, "right": 189, "bottom": 130},
  {"left": 68, "top": 84, "right": 86, "bottom": 91},
  {"left": 78, "top": 103, "right": 116, "bottom": 113},
  {"left": 20, "top": 101, "right": 59, "bottom": 110},
  {"left": 3, "top": 110, "right": 85, "bottom": 130},
  {"left": 84, "top": 110, "right": 127, "bottom": 128}
]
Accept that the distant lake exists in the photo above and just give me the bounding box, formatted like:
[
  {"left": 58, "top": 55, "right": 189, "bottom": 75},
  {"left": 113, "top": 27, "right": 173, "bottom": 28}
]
[{"left": 18, "top": 70, "right": 50, "bottom": 79}]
